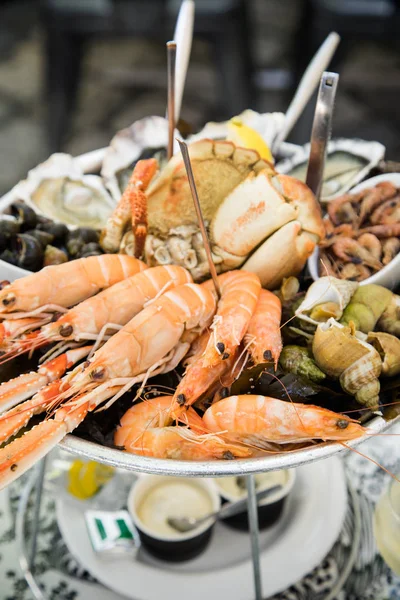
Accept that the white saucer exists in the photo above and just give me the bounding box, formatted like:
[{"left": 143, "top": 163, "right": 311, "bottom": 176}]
[{"left": 56, "top": 457, "right": 347, "bottom": 600}]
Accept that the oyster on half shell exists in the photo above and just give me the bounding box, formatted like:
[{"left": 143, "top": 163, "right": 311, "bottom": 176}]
[{"left": 6, "top": 153, "right": 114, "bottom": 229}]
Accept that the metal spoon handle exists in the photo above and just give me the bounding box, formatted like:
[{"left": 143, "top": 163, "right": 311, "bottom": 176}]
[
  {"left": 218, "top": 484, "right": 282, "bottom": 520},
  {"left": 305, "top": 71, "right": 339, "bottom": 201}
]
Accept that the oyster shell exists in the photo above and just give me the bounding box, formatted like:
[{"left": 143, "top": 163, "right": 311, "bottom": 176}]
[
  {"left": 6, "top": 154, "right": 114, "bottom": 229},
  {"left": 101, "top": 116, "right": 180, "bottom": 201},
  {"left": 312, "top": 319, "right": 382, "bottom": 408},
  {"left": 295, "top": 276, "right": 358, "bottom": 325},
  {"left": 276, "top": 138, "right": 385, "bottom": 202}
]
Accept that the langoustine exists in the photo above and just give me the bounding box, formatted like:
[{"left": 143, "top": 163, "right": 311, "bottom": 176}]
[
  {"left": 0, "top": 255, "right": 146, "bottom": 317},
  {"left": 0, "top": 266, "right": 192, "bottom": 418},
  {"left": 0, "top": 282, "right": 217, "bottom": 489}
]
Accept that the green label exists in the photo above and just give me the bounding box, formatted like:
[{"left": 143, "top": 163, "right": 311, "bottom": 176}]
[{"left": 117, "top": 519, "right": 134, "bottom": 540}]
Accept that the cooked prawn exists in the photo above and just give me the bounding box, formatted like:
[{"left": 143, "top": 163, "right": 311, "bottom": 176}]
[
  {"left": 244, "top": 289, "right": 282, "bottom": 368},
  {"left": 0, "top": 255, "right": 146, "bottom": 317},
  {"left": 382, "top": 237, "right": 400, "bottom": 265},
  {"left": 0, "top": 283, "right": 217, "bottom": 489},
  {"left": 202, "top": 395, "right": 366, "bottom": 446},
  {"left": 332, "top": 238, "right": 382, "bottom": 270},
  {"left": 115, "top": 396, "right": 251, "bottom": 460},
  {"left": 170, "top": 331, "right": 241, "bottom": 414},
  {"left": 201, "top": 271, "right": 261, "bottom": 367},
  {"left": 1, "top": 265, "right": 192, "bottom": 361},
  {"left": 357, "top": 233, "right": 382, "bottom": 261}
]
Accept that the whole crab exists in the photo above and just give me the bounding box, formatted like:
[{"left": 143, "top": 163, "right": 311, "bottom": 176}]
[{"left": 100, "top": 138, "right": 325, "bottom": 289}]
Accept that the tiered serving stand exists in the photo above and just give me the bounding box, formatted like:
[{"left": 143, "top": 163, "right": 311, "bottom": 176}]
[
  {"left": 9, "top": 70, "right": 400, "bottom": 600},
  {"left": 15, "top": 413, "right": 399, "bottom": 600}
]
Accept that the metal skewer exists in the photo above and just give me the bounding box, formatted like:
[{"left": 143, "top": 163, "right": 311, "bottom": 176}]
[
  {"left": 305, "top": 71, "right": 339, "bottom": 200},
  {"left": 177, "top": 139, "right": 221, "bottom": 298},
  {"left": 247, "top": 475, "right": 263, "bottom": 600},
  {"left": 167, "top": 41, "right": 177, "bottom": 160}
]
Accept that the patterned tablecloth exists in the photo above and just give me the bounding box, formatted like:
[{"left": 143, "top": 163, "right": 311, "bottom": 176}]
[{"left": 0, "top": 425, "right": 399, "bottom": 600}]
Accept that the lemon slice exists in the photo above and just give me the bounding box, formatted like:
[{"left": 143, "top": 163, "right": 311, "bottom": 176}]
[
  {"left": 226, "top": 117, "right": 274, "bottom": 163},
  {"left": 68, "top": 460, "right": 114, "bottom": 500}
]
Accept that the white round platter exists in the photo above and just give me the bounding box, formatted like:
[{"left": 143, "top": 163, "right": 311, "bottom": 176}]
[{"left": 56, "top": 457, "right": 347, "bottom": 600}]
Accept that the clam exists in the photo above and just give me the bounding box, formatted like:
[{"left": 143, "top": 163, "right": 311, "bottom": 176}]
[
  {"left": 312, "top": 319, "right": 382, "bottom": 408},
  {"left": 7, "top": 153, "right": 114, "bottom": 229},
  {"left": 101, "top": 116, "right": 176, "bottom": 202},
  {"left": 295, "top": 276, "right": 358, "bottom": 325},
  {"left": 367, "top": 331, "right": 400, "bottom": 377}
]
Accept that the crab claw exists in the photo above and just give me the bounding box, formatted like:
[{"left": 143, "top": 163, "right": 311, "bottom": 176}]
[{"left": 211, "top": 171, "right": 325, "bottom": 289}]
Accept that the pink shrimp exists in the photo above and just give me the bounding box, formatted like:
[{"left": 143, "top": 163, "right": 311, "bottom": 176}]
[
  {"left": 244, "top": 289, "right": 282, "bottom": 368},
  {"left": 115, "top": 396, "right": 252, "bottom": 460},
  {"left": 202, "top": 395, "right": 366, "bottom": 446},
  {"left": 201, "top": 271, "right": 261, "bottom": 367}
]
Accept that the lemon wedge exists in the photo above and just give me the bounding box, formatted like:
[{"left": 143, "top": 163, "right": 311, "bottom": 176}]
[
  {"left": 68, "top": 460, "right": 114, "bottom": 500},
  {"left": 226, "top": 117, "right": 274, "bottom": 163}
]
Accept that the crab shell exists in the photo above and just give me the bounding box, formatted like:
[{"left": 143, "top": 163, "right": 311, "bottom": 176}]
[
  {"left": 138, "top": 138, "right": 325, "bottom": 288},
  {"left": 313, "top": 319, "right": 382, "bottom": 408}
]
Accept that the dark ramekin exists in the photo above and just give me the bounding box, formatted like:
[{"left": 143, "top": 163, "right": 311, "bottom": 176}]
[
  {"left": 128, "top": 475, "right": 220, "bottom": 562},
  {"left": 215, "top": 470, "right": 296, "bottom": 531}
]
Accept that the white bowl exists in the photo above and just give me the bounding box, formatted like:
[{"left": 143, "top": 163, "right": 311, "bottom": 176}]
[{"left": 308, "top": 173, "right": 400, "bottom": 289}]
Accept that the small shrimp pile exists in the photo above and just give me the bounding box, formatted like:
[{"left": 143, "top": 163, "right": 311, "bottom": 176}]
[{"left": 320, "top": 181, "right": 400, "bottom": 281}]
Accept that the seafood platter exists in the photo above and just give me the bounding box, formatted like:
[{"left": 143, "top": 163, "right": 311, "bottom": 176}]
[{"left": 0, "top": 109, "right": 399, "bottom": 488}]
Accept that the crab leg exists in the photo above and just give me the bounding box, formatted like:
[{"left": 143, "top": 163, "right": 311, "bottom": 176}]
[{"left": 0, "top": 346, "right": 91, "bottom": 414}]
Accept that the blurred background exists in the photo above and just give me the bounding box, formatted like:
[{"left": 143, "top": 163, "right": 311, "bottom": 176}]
[{"left": 0, "top": 0, "right": 399, "bottom": 194}]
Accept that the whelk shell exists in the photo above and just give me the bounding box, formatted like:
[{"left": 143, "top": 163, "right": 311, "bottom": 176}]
[
  {"left": 295, "top": 276, "right": 358, "bottom": 325},
  {"left": 312, "top": 319, "right": 382, "bottom": 408},
  {"left": 367, "top": 331, "right": 400, "bottom": 377}
]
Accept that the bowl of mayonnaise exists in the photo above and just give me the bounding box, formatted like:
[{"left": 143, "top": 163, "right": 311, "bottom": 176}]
[
  {"left": 128, "top": 475, "right": 220, "bottom": 562},
  {"left": 215, "top": 469, "right": 295, "bottom": 531}
]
